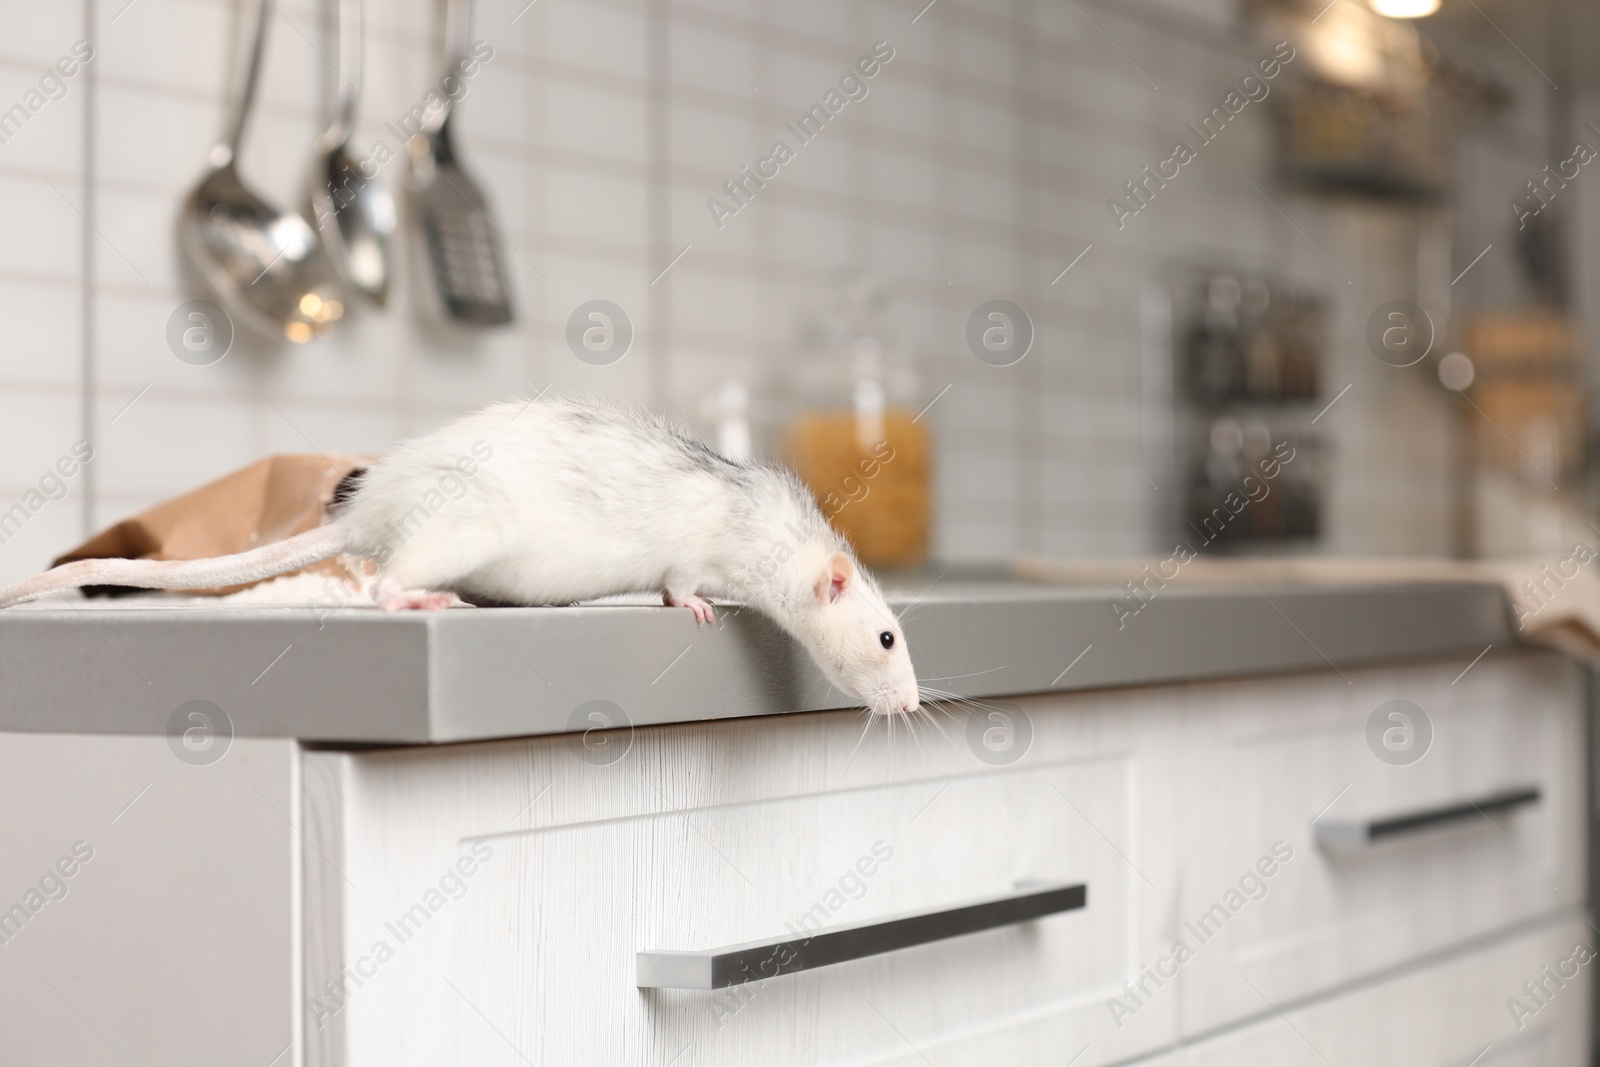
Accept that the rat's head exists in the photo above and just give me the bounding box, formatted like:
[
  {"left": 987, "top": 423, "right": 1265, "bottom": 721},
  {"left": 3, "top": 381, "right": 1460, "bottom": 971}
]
[{"left": 796, "top": 551, "right": 919, "bottom": 716}]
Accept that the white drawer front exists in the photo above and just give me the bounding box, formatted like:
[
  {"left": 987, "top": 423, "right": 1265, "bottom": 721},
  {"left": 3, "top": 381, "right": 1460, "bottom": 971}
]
[
  {"left": 1175, "top": 652, "right": 1585, "bottom": 1035},
  {"left": 1132, "top": 912, "right": 1592, "bottom": 1066},
  {"left": 306, "top": 690, "right": 1184, "bottom": 1067}
]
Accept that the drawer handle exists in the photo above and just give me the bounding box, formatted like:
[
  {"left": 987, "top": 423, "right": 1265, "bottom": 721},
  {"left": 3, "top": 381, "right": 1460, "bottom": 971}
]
[
  {"left": 1314, "top": 785, "right": 1542, "bottom": 851},
  {"left": 636, "top": 881, "right": 1086, "bottom": 990}
]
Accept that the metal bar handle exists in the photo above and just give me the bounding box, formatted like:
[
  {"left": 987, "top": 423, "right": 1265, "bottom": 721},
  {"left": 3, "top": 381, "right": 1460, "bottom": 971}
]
[
  {"left": 1315, "top": 785, "right": 1541, "bottom": 852},
  {"left": 636, "top": 881, "right": 1086, "bottom": 990}
]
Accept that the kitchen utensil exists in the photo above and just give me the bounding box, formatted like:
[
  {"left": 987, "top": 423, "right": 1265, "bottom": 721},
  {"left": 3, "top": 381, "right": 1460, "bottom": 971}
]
[
  {"left": 179, "top": 0, "right": 345, "bottom": 343},
  {"left": 407, "top": 0, "right": 514, "bottom": 325},
  {"left": 307, "top": 0, "right": 394, "bottom": 306}
]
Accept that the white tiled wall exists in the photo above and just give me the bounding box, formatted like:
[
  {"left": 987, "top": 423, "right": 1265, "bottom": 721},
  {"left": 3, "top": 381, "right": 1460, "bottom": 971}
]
[{"left": 0, "top": 0, "right": 1562, "bottom": 583}]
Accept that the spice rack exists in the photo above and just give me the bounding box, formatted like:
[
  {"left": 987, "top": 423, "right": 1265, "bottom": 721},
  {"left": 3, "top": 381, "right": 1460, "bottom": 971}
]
[{"left": 1163, "top": 267, "right": 1328, "bottom": 551}]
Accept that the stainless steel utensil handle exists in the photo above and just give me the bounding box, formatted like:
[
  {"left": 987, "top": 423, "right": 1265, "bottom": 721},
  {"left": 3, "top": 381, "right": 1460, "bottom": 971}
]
[
  {"left": 1314, "top": 785, "right": 1541, "bottom": 852},
  {"left": 636, "top": 882, "right": 1086, "bottom": 990},
  {"left": 219, "top": 0, "right": 273, "bottom": 163},
  {"left": 444, "top": 0, "right": 471, "bottom": 74},
  {"left": 425, "top": 0, "right": 471, "bottom": 135},
  {"left": 321, "top": 0, "right": 363, "bottom": 147}
]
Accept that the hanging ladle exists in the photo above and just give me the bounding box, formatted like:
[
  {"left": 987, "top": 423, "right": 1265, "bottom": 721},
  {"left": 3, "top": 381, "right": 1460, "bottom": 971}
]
[
  {"left": 307, "top": 0, "right": 394, "bottom": 306},
  {"left": 179, "top": 0, "right": 346, "bottom": 343}
]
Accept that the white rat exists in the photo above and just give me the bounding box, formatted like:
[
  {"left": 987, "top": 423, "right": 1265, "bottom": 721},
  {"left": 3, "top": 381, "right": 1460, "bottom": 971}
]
[{"left": 0, "top": 397, "right": 922, "bottom": 716}]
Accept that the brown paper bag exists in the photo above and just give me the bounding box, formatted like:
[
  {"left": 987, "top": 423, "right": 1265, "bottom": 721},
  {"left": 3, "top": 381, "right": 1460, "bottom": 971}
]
[{"left": 55, "top": 453, "right": 374, "bottom": 597}]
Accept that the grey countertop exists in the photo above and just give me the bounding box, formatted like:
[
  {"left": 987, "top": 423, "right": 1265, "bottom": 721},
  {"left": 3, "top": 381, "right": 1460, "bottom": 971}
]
[{"left": 0, "top": 573, "right": 1516, "bottom": 744}]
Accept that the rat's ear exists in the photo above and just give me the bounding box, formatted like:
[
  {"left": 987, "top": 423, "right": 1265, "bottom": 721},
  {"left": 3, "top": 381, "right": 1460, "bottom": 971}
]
[{"left": 814, "top": 552, "right": 855, "bottom": 605}]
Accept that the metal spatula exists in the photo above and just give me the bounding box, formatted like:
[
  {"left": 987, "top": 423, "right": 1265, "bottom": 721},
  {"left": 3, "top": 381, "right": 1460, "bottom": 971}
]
[{"left": 407, "top": 0, "right": 513, "bottom": 326}]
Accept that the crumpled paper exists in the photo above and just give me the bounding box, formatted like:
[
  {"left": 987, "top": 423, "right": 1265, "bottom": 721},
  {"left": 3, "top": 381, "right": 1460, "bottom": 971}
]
[{"left": 55, "top": 453, "right": 373, "bottom": 597}]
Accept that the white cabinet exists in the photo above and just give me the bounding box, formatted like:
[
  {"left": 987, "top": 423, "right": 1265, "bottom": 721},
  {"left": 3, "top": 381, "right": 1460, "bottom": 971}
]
[
  {"left": 1174, "top": 652, "right": 1586, "bottom": 1037},
  {"left": 1129, "top": 912, "right": 1592, "bottom": 1066},
  {"left": 301, "top": 683, "right": 1188, "bottom": 1067},
  {"left": 0, "top": 649, "right": 1584, "bottom": 1065},
  {"left": 298, "top": 649, "right": 1590, "bottom": 1066}
]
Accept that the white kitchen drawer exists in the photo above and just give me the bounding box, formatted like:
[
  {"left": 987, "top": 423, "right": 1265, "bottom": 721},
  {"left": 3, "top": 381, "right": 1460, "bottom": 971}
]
[
  {"left": 1130, "top": 910, "right": 1592, "bottom": 1065},
  {"left": 1174, "top": 651, "right": 1585, "bottom": 1036},
  {"left": 300, "top": 688, "right": 1184, "bottom": 1067}
]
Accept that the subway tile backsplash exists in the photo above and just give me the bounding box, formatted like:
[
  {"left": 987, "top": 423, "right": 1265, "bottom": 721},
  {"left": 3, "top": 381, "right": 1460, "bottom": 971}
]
[{"left": 0, "top": 0, "right": 1551, "bottom": 581}]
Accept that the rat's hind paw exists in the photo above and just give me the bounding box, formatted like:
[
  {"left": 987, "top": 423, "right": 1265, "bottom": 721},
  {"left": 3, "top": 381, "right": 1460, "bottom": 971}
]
[
  {"left": 371, "top": 576, "right": 461, "bottom": 612},
  {"left": 663, "top": 591, "right": 715, "bottom": 624},
  {"left": 381, "top": 591, "right": 460, "bottom": 612}
]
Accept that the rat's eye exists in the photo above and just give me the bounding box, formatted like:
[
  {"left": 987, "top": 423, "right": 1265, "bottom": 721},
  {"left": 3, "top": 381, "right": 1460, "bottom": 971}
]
[{"left": 879, "top": 631, "right": 895, "bottom": 650}]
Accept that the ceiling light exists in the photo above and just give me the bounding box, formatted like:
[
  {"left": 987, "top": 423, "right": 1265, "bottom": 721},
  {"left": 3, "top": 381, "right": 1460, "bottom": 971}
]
[{"left": 1369, "top": 0, "right": 1440, "bottom": 17}]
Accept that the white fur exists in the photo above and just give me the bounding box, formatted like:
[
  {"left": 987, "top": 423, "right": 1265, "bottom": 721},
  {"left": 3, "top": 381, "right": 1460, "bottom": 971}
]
[
  {"left": 341, "top": 398, "right": 920, "bottom": 714},
  {"left": 0, "top": 397, "right": 921, "bottom": 714}
]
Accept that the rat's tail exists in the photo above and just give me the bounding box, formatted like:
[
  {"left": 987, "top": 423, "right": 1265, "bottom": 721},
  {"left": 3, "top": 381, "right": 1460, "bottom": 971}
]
[{"left": 0, "top": 524, "right": 352, "bottom": 609}]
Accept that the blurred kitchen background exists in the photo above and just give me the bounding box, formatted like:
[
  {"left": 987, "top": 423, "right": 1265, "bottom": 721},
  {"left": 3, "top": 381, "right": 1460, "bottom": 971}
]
[{"left": 0, "top": 0, "right": 1596, "bottom": 583}]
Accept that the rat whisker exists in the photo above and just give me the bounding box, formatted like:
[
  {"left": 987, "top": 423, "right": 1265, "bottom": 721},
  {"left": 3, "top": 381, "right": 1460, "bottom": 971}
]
[
  {"left": 920, "top": 695, "right": 981, "bottom": 719},
  {"left": 839, "top": 711, "right": 877, "bottom": 779},
  {"left": 919, "top": 666, "right": 1013, "bottom": 682},
  {"left": 904, "top": 712, "right": 925, "bottom": 751},
  {"left": 922, "top": 690, "right": 1017, "bottom": 724},
  {"left": 919, "top": 686, "right": 983, "bottom": 706},
  {"left": 918, "top": 706, "right": 953, "bottom": 745},
  {"left": 920, "top": 686, "right": 1013, "bottom": 714},
  {"left": 894, "top": 574, "right": 945, "bottom": 621},
  {"left": 894, "top": 603, "right": 929, "bottom": 625}
]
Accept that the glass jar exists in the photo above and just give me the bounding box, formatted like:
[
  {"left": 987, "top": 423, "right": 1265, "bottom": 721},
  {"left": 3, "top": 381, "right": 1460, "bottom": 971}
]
[{"left": 783, "top": 276, "right": 930, "bottom": 569}]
